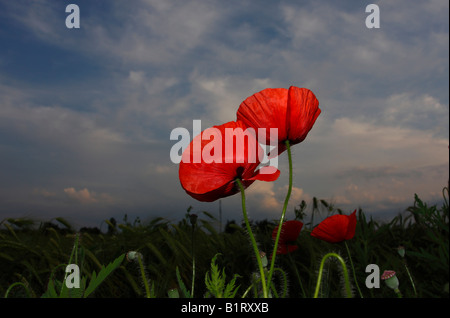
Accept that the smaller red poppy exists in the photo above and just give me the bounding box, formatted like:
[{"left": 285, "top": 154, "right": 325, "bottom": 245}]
[
  {"left": 310, "top": 210, "right": 357, "bottom": 243},
  {"left": 272, "top": 220, "right": 303, "bottom": 255}
]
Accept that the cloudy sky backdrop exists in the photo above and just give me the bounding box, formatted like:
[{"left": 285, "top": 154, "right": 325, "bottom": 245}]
[{"left": 0, "top": 0, "right": 448, "bottom": 229}]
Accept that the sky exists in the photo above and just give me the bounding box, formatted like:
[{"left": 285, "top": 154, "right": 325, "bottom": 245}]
[{"left": 0, "top": 0, "right": 448, "bottom": 229}]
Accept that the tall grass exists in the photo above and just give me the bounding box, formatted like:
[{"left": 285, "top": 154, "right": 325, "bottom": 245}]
[{"left": 0, "top": 188, "right": 448, "bottom": 298}]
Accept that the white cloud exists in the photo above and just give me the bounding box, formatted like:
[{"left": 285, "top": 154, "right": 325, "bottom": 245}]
[
  {"left": 188, "top": 73, "right": 278, "bottom": 125},
  {"left": 0, "top": 82, "right": 126, "bottom": 152},
  {"left": 383, "top": 93, "right": 448, "bottom": 136},
  {"left": 64, "top": 187, "right": 114, "bottom": 204},
  {"left": 328, "top": 117, "right": 447, "bottom": 168},
  {"left": 244, "top": 182, "right": 313, "bottom": 220},
  {"left": 246, "top": 181, "right": 280, "bottom": 211},
  {"left": 305, "top": 114, "right": 448, "bottom": 216},
  {"left": 0, "top": 0, "right": 447, "bottom": 226}
]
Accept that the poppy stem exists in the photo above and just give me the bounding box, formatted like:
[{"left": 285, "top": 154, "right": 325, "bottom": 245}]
[
  {"left": 403, "top": 261, "right": 417, "bottom": 296},
  {"left": 314, "top": 252, "right": 352, "bottom": 298},
  {"left": 287, "top": 251, "right": 307, "bottom": 297},
  {"left": 267, "top": 140, "right": 293, "bottom": 292},
  {"left": 136, "top": 253, "right": 152, "bottom": 298},
  {"left": 191, "top": 222, "right": 196, "bottom": 298},
  {"left": 344, "top": 241, "right": 363, "bottom": 298},
  {"left": 236, "top": 178, "right": 268, "bottom": 298}
]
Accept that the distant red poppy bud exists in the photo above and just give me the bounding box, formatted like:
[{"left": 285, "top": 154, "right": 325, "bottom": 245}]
[
  {"left": 311, "top": 210, "right": 357, "bottom": 243},
  {"left": 237, "top": 86, "right": 321, "bottom": 156},
  {"left": 272, "top": 220, "right": 303, "bottom": 254},
  {"left": 179, "top": 121, "right": 280, "bottom": 202}
]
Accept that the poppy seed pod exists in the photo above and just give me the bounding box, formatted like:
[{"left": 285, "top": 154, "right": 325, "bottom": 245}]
[{"left": 381, "top": 270, "right": 400, "bottom": 290}]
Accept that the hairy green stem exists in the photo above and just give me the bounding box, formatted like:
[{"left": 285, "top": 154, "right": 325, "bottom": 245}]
[
  {"left": 314, "top": 252, "right": 352, "bottom": 298},
  {"left": 404, "top": 262, "right": 417, "bottom": 296},
  {"left": 394, "top": 288, "right": 403, "bottom": 298},
  {"left": 267, "top": 140, "right": 293, "bottom": 289},
  {"left": 137, "top": 254, "right": 151, "bottom": 298},
  {"left": 4, "top": 282, "right": 32, "bottom": 298},
  {"left": 287, "top": 251, "right": 307, "bottom": 297},
  {"left": 236, "top": 178, "right": 268, "bottom": 298},
  {"left": 344, "top": 241, "right": 363, "bottom": 298}
]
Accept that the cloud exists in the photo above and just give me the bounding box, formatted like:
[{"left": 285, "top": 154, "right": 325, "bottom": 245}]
[
  {"left": 246, "top": 182, "right": 280, "bottom": 211},
  {"left": 328, "top": 117, "right": 447, "bottom": 168},
  {"left": 287, "top": 110, "right": 448, "bottom": 218},
  {"left": 187, "top": 73, "right": 278, "bottom": 126},
  {"left": 382, "top": 93, "right": 448, "bottom": 137},
  {"left": 0, "top": 83, "right": 126, "bottom": 150},
  {"left": 244, "top": 182, "right": 313, "bottom": 220},
  {"left": 0, "top": 0, "right": 447, "bottom": 227},
  {"left": 32, "top": 188, "right": 57, "bottom": 198},
  {"left": 63, "top": 187, "right": 114, "bottom": 204}
]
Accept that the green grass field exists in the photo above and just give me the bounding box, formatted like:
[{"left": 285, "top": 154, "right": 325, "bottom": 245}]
[{"left": 1, "top": 188, "right": 448, "bottom": 298}]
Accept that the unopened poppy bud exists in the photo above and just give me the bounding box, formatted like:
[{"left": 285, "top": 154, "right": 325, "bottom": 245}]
[
  {"left": 381, "top": 270, "right": 400, "bottom": 290},
  {"left": 189, "top": 213, "right": 198, "bottom": 226},
  {"left": 167, "top": 288, "right": 179, "bottom": 298},
  {"left": 397, "top": 246, "right": 405, "bottom": 258},
  {"left": 126, "top": 251, "right": 143, "bottom": 262},
  {"left": 260, "top": 251, "right": 268, "bottom": 268}
]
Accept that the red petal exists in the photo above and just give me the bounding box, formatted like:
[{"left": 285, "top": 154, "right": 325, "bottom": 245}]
[
  {"left": 237, "top": 86, "right": 321, "bottom": 158},
  {"left": 276, "top": 244, "right": 299, "bottom": 255},
  {"left": 179, "top": 121, "right": 278, "bottom": 202},
  {"left": 311, "top": 211, "right": 357, "bottom": 243},
  {"left": 344, "top": 210, "right": 357, "bottom": 240},
  {"left": 286, "top": 87, "right": 321, "bottom": 145},
  {"left": 272, "top": 220, "right": 303, "bottom": 242},
  {"left": 249, "top": 166, "right": 280, "bottom": 182},
  {"left": 237, "top": 88, "right": 289, "bottom": 146},
  {"left": 272, "top": 220, "right": 303, "bottom": 255}
]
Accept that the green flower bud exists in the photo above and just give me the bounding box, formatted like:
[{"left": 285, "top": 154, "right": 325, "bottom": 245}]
[
  {"left": 397, "top": 246, "right": 405, "bottom": 258},
  {"left": 167, "top": 288, "right": 179, "bottom": 298},
  {"left": 189, "top": 213, "right": 198, "bottom": 226},
  {"left": 260, "top": 251, "right": 268, "bottom": 268},
  {"left": 126, "top": 251, "right": 143, "bottom": 262}
]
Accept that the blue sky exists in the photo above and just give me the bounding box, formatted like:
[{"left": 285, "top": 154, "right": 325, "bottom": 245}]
[{"left": 0, "top": 0, "right": 448, "bottom": 229}]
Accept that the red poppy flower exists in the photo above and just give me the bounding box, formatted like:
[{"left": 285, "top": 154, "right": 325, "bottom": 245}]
[
  {"left": 179, "top": 121, "right": 280, "bottom": 202},
  {"left": 236, "top": 86, "right": 321, "bottom": 156},
  {"left": 272, "top": 220, "right": 303, "bottom": 254},
  {"left": 310, "top": 210, "right": 357, "bottom": 243}
]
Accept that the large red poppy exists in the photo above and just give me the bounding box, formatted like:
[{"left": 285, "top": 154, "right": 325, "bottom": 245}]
[
  {"left": 272, "top": 220, "right": 304, "bottom": 254},
  {"left": 236, "top": 86, "right": 321, "bottom": 155},
  {"left": 179, "top": 121, "right": 280, "bottom": 202},
  {"left": 310, "top": 210, "right": 357, "bottom": 243}
]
